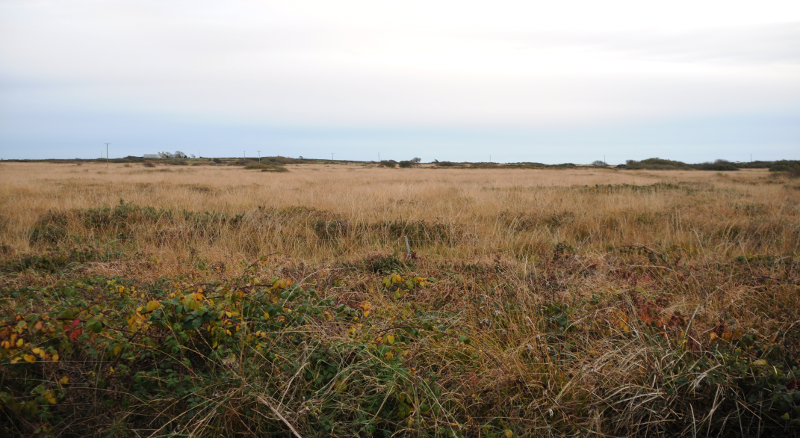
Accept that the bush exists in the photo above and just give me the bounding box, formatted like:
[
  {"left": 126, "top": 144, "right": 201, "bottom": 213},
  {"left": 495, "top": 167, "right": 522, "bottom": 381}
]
[
  {"left": 378, "top": 160, "right": 397, "bottom": 168},
  {"left": 398, "top": 160, "right": 415, "bottom": 168},
  {"left": 624, "top": 158, "right": 694, "bottom": 170},
  {"left": 142, "top": 161, "right": 155, "bottom": 168},
  {"left": 261, "top": 156, "right": 302, "bottom": 165},
  {"left": 244, "top": 162, "right": 288, "bottom": 172},
  {"left": 694, "top": 159, "right": 739, "bottom": 171},
  {"left": 434, "top": 160, "right": 459, "bottom": 167},
  {"left": 770, "top": 160, "right": 800, "bottom": 177}
]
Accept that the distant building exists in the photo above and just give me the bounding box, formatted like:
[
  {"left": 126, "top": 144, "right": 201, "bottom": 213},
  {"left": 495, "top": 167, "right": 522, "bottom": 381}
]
[{"left": 143, "top": 154, "right": 160, "bottom": 159}]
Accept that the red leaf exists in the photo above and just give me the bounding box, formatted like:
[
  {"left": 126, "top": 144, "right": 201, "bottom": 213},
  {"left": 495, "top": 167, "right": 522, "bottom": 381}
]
[
  {"left": 71, "top": 319, "right": 80, "bottom": 329},
  {"left": 69, "top": 328, "right": 82, "bottom": 342}
]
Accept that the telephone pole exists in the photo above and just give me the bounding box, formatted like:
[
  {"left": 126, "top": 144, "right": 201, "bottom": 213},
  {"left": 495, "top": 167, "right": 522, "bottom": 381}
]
[
  {"left": 331, "top": 153, "right": 334, "bottom": 161},
  {"left": 105, "top": 143, "right": 110, "bottom": 168},
  {"left": 258, "top": 150, "right": 261, "bottom": 163}
]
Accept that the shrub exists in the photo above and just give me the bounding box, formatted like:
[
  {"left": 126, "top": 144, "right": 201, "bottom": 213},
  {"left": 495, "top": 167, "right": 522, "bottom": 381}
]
[
  {"left": 142, "top": 161, "right": 155, "bottom": 167},
  {"left": 770, "top": 160, "right": 800, "bottom": 177},
  {"left": 398, "top": 160, "right": 415, "bottom": 168},
  {"left": 624, "top": 158, "right": 693, "bottom": 170},
  {"left": 378, "top": 160, "right": 397, "bottom": 168},
  {"left": 694, "top": 159, "right": 739, "bottom": 171},
  {"left": 434, "top": 160, "right": 459, "bottom": 167}
]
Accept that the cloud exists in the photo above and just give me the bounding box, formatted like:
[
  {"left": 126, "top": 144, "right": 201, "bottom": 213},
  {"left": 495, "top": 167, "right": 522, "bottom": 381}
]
[
  {"left": 0, "top": 1, "right": 798, "bottom": 159},
  {"left": 497, "top": 22, "right": 800, "bottom": 65}
]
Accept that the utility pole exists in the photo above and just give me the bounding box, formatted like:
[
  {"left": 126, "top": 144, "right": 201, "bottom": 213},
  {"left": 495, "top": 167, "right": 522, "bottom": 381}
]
[
  {"left": 378, "top": 152, "right": 380, "bottom": 161},
  {"left": 331, "top": 153, "right": 334, "bottom": 161},
  {"left": 105, "top": 143, "right": 110, "bottom": 168},
  {"left": 258, "top": 150, "right": 261, "bottom": 163}
]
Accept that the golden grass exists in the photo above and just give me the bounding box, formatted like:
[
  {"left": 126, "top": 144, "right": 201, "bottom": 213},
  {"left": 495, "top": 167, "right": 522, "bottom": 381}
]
[
  {"left": 1, "top": 161, "right": 799, "bottom": 436},
  {"left": 1, "top": 162, "right": 797, "bottom": 267}
]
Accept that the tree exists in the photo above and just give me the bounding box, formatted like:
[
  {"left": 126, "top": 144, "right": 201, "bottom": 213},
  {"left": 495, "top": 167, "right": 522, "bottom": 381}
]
[{"left": 592, "top": 160, "right": 607, "bottom": 167}]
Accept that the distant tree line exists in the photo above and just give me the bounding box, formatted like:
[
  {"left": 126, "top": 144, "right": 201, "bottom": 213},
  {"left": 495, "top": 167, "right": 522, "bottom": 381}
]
[{"left": 618, "top": 158, "right": 800, "bottom": 173}]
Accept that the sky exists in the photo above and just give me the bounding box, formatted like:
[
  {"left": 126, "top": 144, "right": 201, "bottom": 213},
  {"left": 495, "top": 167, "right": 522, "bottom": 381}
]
[{"left": 0, "top": 0, "right": 798, "bottom": 163}]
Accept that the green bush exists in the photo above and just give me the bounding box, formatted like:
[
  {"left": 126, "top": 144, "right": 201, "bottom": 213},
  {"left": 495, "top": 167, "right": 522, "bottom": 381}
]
[
  {"left": 694, "top": 160, "right": 739, "bottom": 171},
  {"left": 244, "top": 162, "right": 288, "bottom": 172},
  {"left": 624, "top": 158, "right": 694, "bottom": 170},
  {"left": 770, "top": 160, "right": 800, "bottom": 177}
]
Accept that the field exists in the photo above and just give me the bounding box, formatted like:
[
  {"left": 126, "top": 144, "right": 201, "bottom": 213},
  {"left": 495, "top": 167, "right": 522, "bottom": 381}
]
[{"left": 1, "top": 161, "right": 799, "bottom": 437}]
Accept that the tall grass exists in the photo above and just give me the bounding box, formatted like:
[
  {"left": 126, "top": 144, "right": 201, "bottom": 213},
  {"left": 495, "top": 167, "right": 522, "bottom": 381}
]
[
  {"left": 0, "top": 163, "right": 797, "bottom": 265},
  {"left": 1, "top": 162, "right": 799, "bottom": 437}
]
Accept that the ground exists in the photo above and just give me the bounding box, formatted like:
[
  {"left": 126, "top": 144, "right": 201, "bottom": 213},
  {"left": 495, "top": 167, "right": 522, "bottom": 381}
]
[{"left": 1, "top": 161, "right": 799, "bottom": 437}]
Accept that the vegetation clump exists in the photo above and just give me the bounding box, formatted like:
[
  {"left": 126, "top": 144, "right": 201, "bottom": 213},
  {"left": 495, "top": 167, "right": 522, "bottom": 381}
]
[
  {"left": 694, "top": 159, "right": 739, "bottom": 171},
  {"left": 378, "top": 160, "right": 398, "bottom": 168},
  {"left": 2, "top": 162, "right": 800, "bottom": 436},
  {"left": 621, "top": 158, "right": 695, "bottom": 170},
  {"left": 770, "top": 160, "right": 800, "bottom": 177},
  {"left": 243, "top": 162, "right": 288, "bottom": 172}
]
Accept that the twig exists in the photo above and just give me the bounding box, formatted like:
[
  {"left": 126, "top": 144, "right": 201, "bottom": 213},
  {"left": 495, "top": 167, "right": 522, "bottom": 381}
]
[{"left": 257, "top": 395, "right": 303, "bottom": 438}]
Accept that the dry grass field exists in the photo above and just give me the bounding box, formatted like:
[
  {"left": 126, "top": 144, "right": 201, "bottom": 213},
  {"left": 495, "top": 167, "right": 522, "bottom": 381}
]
[{"left": 1, "top": 161, "right": 799, "bottom": 437}]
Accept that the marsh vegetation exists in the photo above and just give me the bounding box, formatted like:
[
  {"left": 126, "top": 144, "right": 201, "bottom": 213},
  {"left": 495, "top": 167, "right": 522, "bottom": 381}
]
[{"left": 1, "top": 162, "right": 799, "bottom": 437}]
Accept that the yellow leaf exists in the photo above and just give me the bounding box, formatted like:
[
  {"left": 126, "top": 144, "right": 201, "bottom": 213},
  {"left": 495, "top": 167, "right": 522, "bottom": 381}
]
[
  {"left": 32, "top": 347, "right": 46, "bottom": 358},
  {"left": 51, "top": 353, "right": 59, "bottom": 362},
  {"left": 385, "top": 352, "right": 394, "bottom": 360},
  {"left": 23, "top": 354, "right": 36, "bottom": 363},
  {"left": 386, "top": 335, "right": 395, "bottom": 345},
  {"left": 709, "top": 332, "right": 718, "bottom": 340},
  {"left": 59, "top": 376, "right": 69, "bottom": 384},
  {"left": 10, "top": 357, "right": 21, "bottom": 364},
  {"left": 753, "top": 359, "right": 767, "bottom": 366},
  {"left": 145, "top": 300, "right": 160, "bottom": 312},
  {"left": 113, "top": 345, "right": 122, "bottom": 356},
  {"left": 16, "top": 338, "right": 24, "bottom": 347}
]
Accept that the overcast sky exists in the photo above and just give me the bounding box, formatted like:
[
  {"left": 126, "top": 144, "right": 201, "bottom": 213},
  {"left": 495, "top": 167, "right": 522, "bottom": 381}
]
[{"left": 1, "top": 0, "right": 798, "bottom": 163}]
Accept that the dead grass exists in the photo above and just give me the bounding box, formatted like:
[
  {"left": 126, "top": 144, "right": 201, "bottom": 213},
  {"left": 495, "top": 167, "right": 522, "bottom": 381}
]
[
  {"left": 0, "top": 163, "right": 796, "bottom": 267},
  {"left": 1, "top": 162, "right": 799, "bottom": 437}
]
